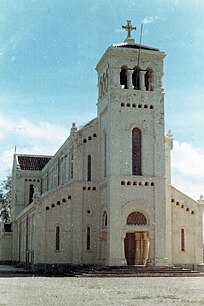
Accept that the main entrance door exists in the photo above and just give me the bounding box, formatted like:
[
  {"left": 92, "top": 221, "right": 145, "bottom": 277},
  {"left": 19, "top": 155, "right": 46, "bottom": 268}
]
[
  {"left": 124, "top": 233, "right": 135, "bottom": 265},
  {"left": 124, "top": 232, "right": 149, "bottom": 265}
]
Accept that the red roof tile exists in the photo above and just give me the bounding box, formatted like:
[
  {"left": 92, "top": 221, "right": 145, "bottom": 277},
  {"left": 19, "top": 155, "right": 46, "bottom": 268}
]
[{"left": 17, "top": 155, "right": 52, "bottom": 171}]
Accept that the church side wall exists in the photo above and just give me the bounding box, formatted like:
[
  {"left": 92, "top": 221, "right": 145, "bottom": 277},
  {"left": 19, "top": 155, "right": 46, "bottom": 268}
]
[
  {"left": 0, "top": 231, "right": 13, "bottom": 262},
  {"left": 12, "top": 122, "right": 100, "bottom": 268},
  {"left": 33, "top": 181, "right": 99, "bottom": 266},
  {"left": 171, "top": 187, "right": 203, "bottom": 265},
  {"left": 12, "top": 209, "right": 35, "bottom": 264}
]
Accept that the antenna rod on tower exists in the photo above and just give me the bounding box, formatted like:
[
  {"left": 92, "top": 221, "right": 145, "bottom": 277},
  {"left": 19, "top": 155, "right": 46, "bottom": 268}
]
[{"left": 137, "top": 24, "right": 143, "bottom": 68}]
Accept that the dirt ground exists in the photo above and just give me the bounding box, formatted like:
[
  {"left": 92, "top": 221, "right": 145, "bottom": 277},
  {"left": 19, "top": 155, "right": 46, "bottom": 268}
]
[{"left": 0, "top": 276, "right": 203, "bottom": 305}]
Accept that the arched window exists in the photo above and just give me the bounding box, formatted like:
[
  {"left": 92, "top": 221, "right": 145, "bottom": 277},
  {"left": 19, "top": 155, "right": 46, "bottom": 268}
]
[
  {"left": 132, "top": 67, "right": 140, "bottom": 90},
  {"left": 132, "top": 128, "right": 142, "bottom": 175},
  {"left": 99, "top": 78, "right": 103, "bottom": 97},
  {"left": 56, "top": 226, "right": 60, "bottom": 251},
  {"left": 145, "top": 68, "right": 154, "bottom": 91},
  {"left": 87, "top": 226, "right": 91, "bottom": 250},
  {"left": 104, "top": 131, "right": 107, "bottom": 177},
  {"left": 87, "top": 155, "right": 92, "bottom": 181},
  {"left": 57, "top": 158, "right": 60, "bottom": 186},
  {"left": 127, "top": 211, "right": 147, "bottom": 225},
  {"left": 120, "top": 66, "right": 128, "bottom": 89},
  {"left": 181, "top": 228, "right": 185, "bottom": 251},
  {"left": 103, "top": 74, "right": 106, "bottom": 92},
  {"left": 102, "top": 211, "right": 107, "bottom": 227},
  {"left": 29, "top": 184, "right": 34, "bottom": 204},
  {"left": 70, "top": 150, "right": 74, "bottom": 179},
  {"left": 106, "top": 70, "right": 108, "bottom": 90}
]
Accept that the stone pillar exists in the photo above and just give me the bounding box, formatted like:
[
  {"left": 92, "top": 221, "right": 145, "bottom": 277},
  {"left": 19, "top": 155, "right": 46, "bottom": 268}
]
[
  {"left": 127, "top": 70, "right": 133, "bottom": 89},
  {"left": 140, "top": 71, "right": 146, "bottom": 91},
  {"left": 148, "top": 231, "right": 155, "bottom": 266},
  {"left": 110, "top": 68, "right": 121, "bottom": 89},
  {"left": 150, "top": 73, "right": 154, "bottom": 91},
  {"left": 121, "top": 233, "right": 127, "bottom": 265},
  {"left": 142, "top": 232, "right": 150, "bottom": 265},
  {"left": 135, "top": 232, "right": 141, "bottom": 265}
]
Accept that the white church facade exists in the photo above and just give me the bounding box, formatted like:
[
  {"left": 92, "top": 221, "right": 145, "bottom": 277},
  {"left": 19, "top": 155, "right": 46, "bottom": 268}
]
[{"left": 2, "top": 21, "right": 204, "bottom": 271}]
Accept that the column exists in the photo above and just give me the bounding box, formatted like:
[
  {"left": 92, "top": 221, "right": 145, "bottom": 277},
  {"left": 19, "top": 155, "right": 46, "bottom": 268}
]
[
  {"left": 135, "top": 232, "right": 141, "bottom": 265},
  {"left": 127, "top": 70, "right": 133, "bottom": 89},
  {"left": 121, "top": 233, "right": 127, "bottom": 265},
  {"left": 142, "top": 232, "right": 150, "bottom": 265},
  {"left": 110, "top": 68, "right": 121, "bottom": 89},
  {"left": 148, "top": 231, "right": 155, "bottom": 266},
  {"left": 140, "top": 71, "right": 146, "bottom": 91}
]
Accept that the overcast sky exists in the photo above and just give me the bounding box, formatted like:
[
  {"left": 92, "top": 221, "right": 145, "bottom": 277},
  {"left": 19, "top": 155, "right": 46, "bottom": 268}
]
[{"left": 0, "top": 0, "right": 204, "bottom": 199}]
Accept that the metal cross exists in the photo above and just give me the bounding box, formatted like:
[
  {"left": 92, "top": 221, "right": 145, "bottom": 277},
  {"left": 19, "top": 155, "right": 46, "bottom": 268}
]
[{"left": 122, "top": 20, "right": 136, "bottom": 39}]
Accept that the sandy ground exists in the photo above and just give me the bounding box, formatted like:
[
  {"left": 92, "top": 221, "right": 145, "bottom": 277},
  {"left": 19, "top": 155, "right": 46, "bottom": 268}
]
[{"left": 0, "top": 276, "right": 203, "bottom": 305}]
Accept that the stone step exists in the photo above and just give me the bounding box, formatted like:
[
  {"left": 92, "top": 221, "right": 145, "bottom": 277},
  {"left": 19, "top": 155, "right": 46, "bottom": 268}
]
[
  {"left": 78, "top": 266, "right": 204, "bottom": 278},
  {"left": 0, "top": 265, "right": 32, "bottom": 276}
]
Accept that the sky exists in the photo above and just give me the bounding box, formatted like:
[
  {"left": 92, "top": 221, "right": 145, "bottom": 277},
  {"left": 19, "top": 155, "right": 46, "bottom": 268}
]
[{"left": 0, "top": 0, "right": 204, "bottom": 200}]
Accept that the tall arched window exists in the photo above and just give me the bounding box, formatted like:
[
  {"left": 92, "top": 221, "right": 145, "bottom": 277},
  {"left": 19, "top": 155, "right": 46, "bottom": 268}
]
[
  {"left": 181, "top": 228, "right": 185, "bottom": 251},
  {"left": 132, "top": 67, "right": 140, "bottom": 90},
  {"left": 87, "top": 155, "right": 92, "bottom": 181},
  {"left": 132, "top": 128, "right": 142, "bottom": 175},
  {"left": 29, "top": 184, "right": 34, "bottom": 204},
  {"left": 145, "top": 68, "right": 154, "bottom": 91},
  {"left": 56, "top": 226, "right": 60, "bottom": 251},
  {"left": 87, "top": 226, "right": 91, "bottom": 250},
  {"left": 104, "top": 132, "right": 107, "bottom": 177},
  {"left": 120, "top": 66, "right": 128, "bottom": 89},
  {"left": 103, "top": 74, "right": 106, "bottom": 92},
  {"left": 106, "top": 70, "right": 108, "bottom": 90},
  {"left": 99, "top": 78, "right": 103, "bottom": 97},
  {"left": 57, "top": 158, "right": 60, "bottom": 186},
  {"left": 70, "top": 150, "right": 74, "bottom": 179},
  {"left": 102, "top": 211, "right": 107, "bottom": 227}
]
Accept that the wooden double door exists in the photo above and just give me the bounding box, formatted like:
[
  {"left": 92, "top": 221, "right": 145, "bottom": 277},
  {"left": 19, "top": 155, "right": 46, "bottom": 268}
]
[{"left": 124, "top": 232, "right": 149, "bottom": 265}]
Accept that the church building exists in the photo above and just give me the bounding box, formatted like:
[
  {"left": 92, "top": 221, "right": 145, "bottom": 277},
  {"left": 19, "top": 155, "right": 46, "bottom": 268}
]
[{"left": 3, "top": 21, "right": 204, "bottom": 271}]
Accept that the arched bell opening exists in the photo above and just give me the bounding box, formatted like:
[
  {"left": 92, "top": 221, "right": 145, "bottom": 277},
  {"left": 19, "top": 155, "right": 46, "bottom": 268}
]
[
  {"left": 132, "top": 66, "right": 140, "bottom": 90},
  {"left": 120, "top": 66, "right": 128, "bottom": 89},
  {"left": 145, "top": 68, "right": 154, "bottom": 91}
]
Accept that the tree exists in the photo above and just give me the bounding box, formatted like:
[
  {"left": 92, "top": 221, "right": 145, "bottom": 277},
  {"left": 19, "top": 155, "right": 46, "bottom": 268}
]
[{"left": 0, "top": 174, "right": 11, "bottom": 223}]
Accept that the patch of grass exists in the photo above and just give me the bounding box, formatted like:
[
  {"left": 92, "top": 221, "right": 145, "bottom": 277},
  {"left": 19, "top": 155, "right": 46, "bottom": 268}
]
[
  {"left": 132, "top": 295, "right": 151, "bottom": 300},
  {"left": 182, "top": 300, "right": 204, "bottom": 304},
  {"left": 160, "top": 295, "right": 178, "bottom": 300}
]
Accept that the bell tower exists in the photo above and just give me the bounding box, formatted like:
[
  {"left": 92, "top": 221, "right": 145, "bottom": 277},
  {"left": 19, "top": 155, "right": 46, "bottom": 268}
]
[{"left": 96, "top": 21, "right": 168, "bottom": 266}]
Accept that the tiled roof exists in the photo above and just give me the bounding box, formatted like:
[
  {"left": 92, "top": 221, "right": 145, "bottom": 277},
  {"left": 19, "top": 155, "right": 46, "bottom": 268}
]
[
  {"left": 112, "top": 43, "right": 159, "bottom": 51},
  {"left": 79, "top": 117, "right": 98, "bottom": 130},
  {"left": 17, "top": 155, "right": 52, "bottom": 171}
]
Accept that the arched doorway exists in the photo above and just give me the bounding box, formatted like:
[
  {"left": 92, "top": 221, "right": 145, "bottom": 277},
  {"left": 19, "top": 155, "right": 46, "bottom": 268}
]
[
  {"left": 124, "top": 211, "right": 150, "bottom": 265},
  {"left": 124, "top": 232, "right": 149, "bottom": 265}
]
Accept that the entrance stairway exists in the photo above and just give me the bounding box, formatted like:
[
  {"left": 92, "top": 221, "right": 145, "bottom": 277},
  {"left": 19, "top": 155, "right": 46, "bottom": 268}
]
[
  {"left": 0, "top": 265, "right": 33, "bottom": 277},
  {"left": 75, "top": 265, "right": 204, "bottom": 277},
  {"left": 1, "top": 264, "right": 203, "bottom": 277}
]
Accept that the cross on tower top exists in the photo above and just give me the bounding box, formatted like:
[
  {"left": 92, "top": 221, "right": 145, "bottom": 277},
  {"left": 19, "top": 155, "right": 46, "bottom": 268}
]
[{"left": 122, "top": 20, "right": 136, "bottom": 44}]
